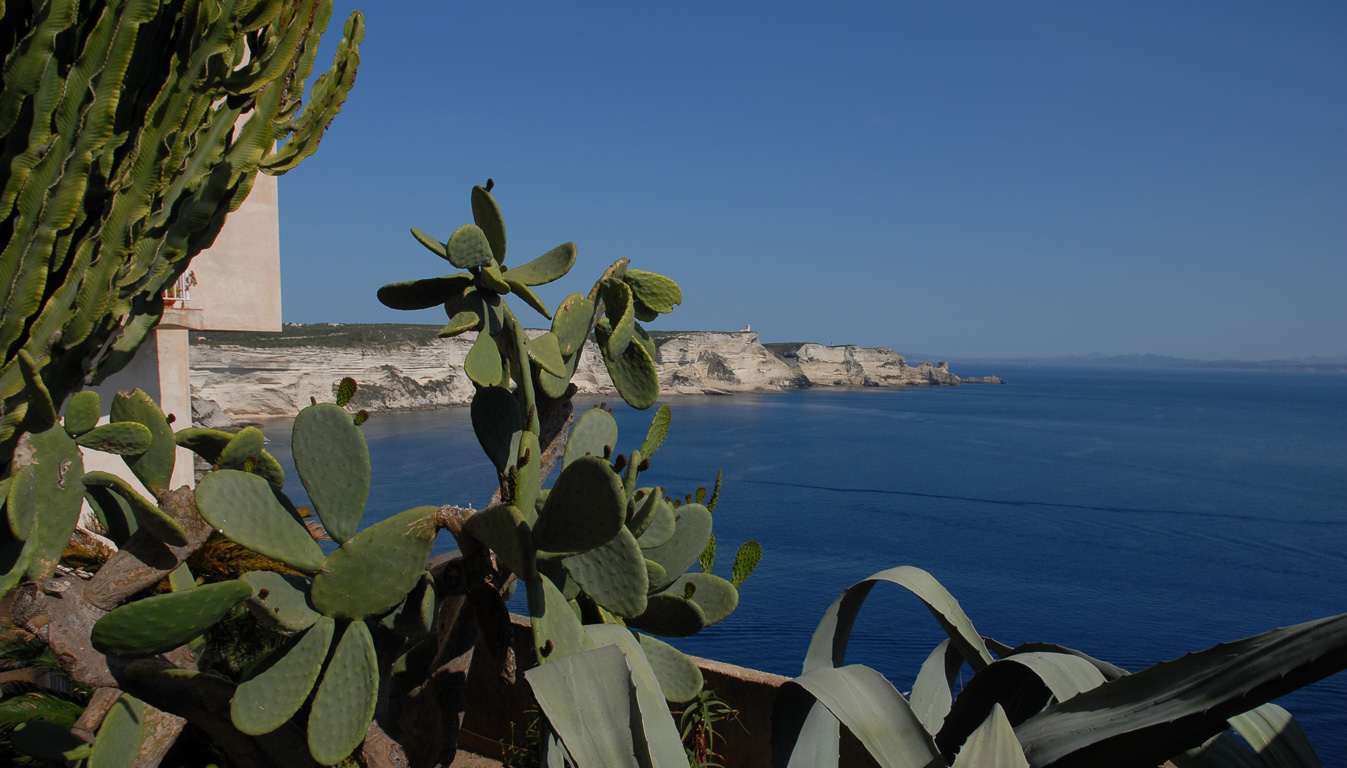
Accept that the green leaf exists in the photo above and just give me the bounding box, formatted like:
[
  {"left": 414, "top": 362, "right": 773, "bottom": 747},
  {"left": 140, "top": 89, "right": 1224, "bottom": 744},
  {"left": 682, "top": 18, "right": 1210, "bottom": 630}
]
[
  {"left": 525, "top": 645, "right": 645, "bottom": 768},
  {"left": 623, "top": 269, "right": 683, "bottom": 314},
  {"left": 731, "top": 540, "right": 761, "bottom": 587},
  {"left": 377, "top": 273, "right": 473, "bottom": 310},
  {"left": 639, "top": 405, "right": 671, "bottom": 461},
  {"left": 465, "top": 332, "right": 504, "bottom": 388},
  {"left": 410, "top": 226, "right": 447, "bottom": 259},
  {"left": 952, "top": 704, "right": 1029, "bottom": 768},
  {"left": 471, "top": 185, "right": 507, "bottom": 264}
]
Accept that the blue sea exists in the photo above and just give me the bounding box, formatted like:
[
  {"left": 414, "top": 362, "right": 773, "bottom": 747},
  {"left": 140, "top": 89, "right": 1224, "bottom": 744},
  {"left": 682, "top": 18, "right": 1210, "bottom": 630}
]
[{"left": 258, "top": 366, "right": 1347, "bottom": 759}]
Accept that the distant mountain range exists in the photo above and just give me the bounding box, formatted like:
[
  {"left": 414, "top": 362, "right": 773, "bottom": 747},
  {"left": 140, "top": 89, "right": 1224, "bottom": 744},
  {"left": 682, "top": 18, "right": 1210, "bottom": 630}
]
[{"left": 932, "top": 353, "right": 1347, "bottom": 373}]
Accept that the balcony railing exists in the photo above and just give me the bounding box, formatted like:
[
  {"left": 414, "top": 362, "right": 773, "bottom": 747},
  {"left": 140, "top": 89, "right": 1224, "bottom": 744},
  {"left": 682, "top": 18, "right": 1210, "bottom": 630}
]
[{"left": 163, "top": 271, "right": 197, "bottom": 309}]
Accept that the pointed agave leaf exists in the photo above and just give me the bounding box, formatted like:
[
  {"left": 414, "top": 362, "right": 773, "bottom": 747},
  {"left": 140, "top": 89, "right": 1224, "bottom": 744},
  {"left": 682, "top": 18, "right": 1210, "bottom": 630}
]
[
  {"left": 465, "top": 331, "right": 504, "bottom": 388},
  {"left": 195, "top": 470, "right": 325, "bottom": 573},
  {"left": 75, "top": 422, "right": 153, "bottom": 455},
  {"left": 310, "top": 506, "right": 439, "bottom": 619},
  {"left": 773, "top": 665, "right": 943, "bottom": 768},
  {"left": 410, "top": 226, "right": 447, "bottom": 259},
  {"left": 308, "top": 620, "right": 378, "bottom": 766},
  {"left": 377, "top": 273, "right": 473, "bottom": 310},
  {"left": 505, "top": 241, "right": 577, "bottom": 286},
  {"left": 1015, "top": 613, "right": 1347, "bottom": 768},
  {"left": 292, "top": 402, "right": 370, "bottom": 543},
  {"left": 590, "top": 624, "right": 702, "bottom": 757},
  {"left": 639, "top": 405, "right": 671, "bottom": 461},
  {"left": 471, "top": 185, "right": 507, "bottom": 264},
  {"left": 1224, "top": 703, "right": 1321, "bottom": 767},
  {"left": 525, "top": 645, "right": 644, "bottom": 768},
  {"left": 910, "top": 639, "right": 965, "bottom": 737},
  {"left": 233, "top": 617, "right": 335, "bottom": 735},
  {"left": 447, "top": 223, "right": 494, "bottom": 269},
  {"left": 731, "top": 541, "right": 762, "bottom": 587},
  {"left": 952, "top": 705, "right": 1030, "bottom": 768},
  {"left": 63, "top": 390, "right": 101, "bottom": 437},
  {"left": 88, "top": 694, "right": 146, "bottom": 768}
]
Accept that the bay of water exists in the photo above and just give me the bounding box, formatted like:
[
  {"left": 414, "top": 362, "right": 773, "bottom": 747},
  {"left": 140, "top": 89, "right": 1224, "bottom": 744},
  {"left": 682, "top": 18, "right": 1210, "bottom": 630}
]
[{"left": 258, "top": 366, "right": 1347, "bottom": 758}]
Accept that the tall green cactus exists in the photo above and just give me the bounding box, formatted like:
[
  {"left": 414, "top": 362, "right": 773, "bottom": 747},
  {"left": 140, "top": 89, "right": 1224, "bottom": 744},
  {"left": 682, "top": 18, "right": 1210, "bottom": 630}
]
[{"left": 0, "top": 0, "right": 363, "bottom": 463}]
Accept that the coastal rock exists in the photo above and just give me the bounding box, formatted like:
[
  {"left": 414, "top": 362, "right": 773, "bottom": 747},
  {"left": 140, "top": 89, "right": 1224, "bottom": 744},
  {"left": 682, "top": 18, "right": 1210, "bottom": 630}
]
[
  {"left": 962, "top": 375, "right": 1005, "bottom": 384},
  {"left": 191, "top": 329, "right": 976, "bottom": 422}
]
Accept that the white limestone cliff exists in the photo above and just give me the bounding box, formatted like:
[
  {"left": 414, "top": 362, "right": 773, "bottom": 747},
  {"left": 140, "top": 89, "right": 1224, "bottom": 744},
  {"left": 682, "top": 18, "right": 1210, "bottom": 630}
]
[{"left": 190, "top": 330, "right": 982, "bottom": 424}]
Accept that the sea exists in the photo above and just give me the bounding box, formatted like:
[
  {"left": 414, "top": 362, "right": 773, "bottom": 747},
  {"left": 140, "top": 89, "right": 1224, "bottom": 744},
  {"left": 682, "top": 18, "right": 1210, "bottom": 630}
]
[{"left": 256, "top": 365, "right": 1347, "bottom": 759}]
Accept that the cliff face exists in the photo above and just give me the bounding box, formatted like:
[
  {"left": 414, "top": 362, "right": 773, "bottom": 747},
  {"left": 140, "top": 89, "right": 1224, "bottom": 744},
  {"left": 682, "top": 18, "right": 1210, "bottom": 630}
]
[{"left": 190, "top": 330, "right": 977, "bottom": 424}]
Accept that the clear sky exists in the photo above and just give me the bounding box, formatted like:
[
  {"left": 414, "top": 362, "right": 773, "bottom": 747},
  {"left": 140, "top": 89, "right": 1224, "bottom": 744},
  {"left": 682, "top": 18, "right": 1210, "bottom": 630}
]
[{"left": 274, "top": 2, "right": 1346, "bottom": 360}]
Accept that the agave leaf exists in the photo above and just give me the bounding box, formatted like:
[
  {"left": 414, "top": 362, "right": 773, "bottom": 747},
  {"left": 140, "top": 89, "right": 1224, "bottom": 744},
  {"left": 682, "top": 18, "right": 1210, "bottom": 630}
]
[
  {"left": 910, "top": 639, "right": 964, "bottom": 737},
  {"left": 1226, "top": 703, "right": 1321, "bottom": 767},
  {"left": 952, "top": 704, "right": 1029, "bottom": 768},
  {"left": 589, "top": 623, "right": 699, "bottom": 752},
  {"left": 772, "top": 664, "right": 942, "bottom": 768},
  {"left": 525, "top": 645, "right": 643, "bottom": 768},
  {"left": 1015, "top": 612, "right": 1347, "bottom": 768}
]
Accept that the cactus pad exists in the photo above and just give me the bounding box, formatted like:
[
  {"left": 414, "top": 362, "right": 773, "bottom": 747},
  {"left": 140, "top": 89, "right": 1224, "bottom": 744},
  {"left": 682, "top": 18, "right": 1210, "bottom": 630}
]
[
  {"left": 175, "top": 427, "right": 233, "bottom": 462},
  {"left": 480, "top": 263, "right": 512, "bottom": 294},
  {"left": 635, "top": 497, "right": 676, "bottom": 549},
  {"left": 623, "top": 269, "right": 683, "bottom": 314},
  {"left": 82, "top": 471, "right": 188, "bottom": 547},
  {"left": 381, "top": 572, "right": 437, "bottom": 638},
  {"left": 242, "top": 570, "right": 320, "bottom": 632},
  {"left": 465, "top": 331, "right": 505, "bottom": 388},
  {"left": 732, "top": 540, "right": 763, "bottom": 587},
  {"left": 92, "top": 580, "right": 253, "bottom": 656},
  {"left": 505, "top": 241, "right": 578, "bottom": 286},
  {"left": 551, "top": 294, "right": 596, "bottom": 356},
  {"left": 377, "top": 274, "right": 474, "bottom": 310},
  {"left": 84, "top": 485, "right": 137, "bottom": 545},
  {"left": 537, "top": 557, "right": 582, "bottom": 600},
  {"left": 526, "top": 331, "right": 567, "bottom": 378},
  {"left": 471, "top": 386, "right": 521, "bottom": 474},
  {"left": 637, "top": 634, "right": 704, "bottom": 703},
  {"left": 63, "top": 391, "right": 101, "bottom": 437},
  {"left": 17, "top": 426, "right": 87, "bottom": 578},
  {"left": 626, "top": 594, "right": 707, "bottom": 638},
  {"left": 562, "top": 407, "right": 619, "bottom": 470},
  {"left": 533, "top": 456, "right": 625, "bottom": 553},
  {"left": 698, "top": 533, "right": 716, "bottom": 573},
  {"left": 527, "top": 574, "right": 596, "bottom": 663},
  {"left": 599, "top": 278, "right": 635, "bottom": 358},
  {"left": 598, "top": 324, "right": 660, "bottom": 410},
  {"left": 310, "top": 505, "right": 438, "bottom": 619},
  {"left": 471, "top": 185, "right": 507, "bottom": 264},
  {"left": 464, "top": 504, "right": 535, "bottom": 579},
  {"left": 640, "top": 502, "right": 712, "bottom": 591},
  {"left": 441, "top": 310, "right": 481, "bottom": 337},
  {"left": 627, "top": 488, "right": 661, "bottom": 538},
  {"left": 562, "top": 527, "right": 648, "bottom": 618},
  {"left": 218, "top": 426, "right": 265, "bottom": 469},
  {"left": 307, "top": 619, "right": 378, "bottom": 765},
  {"left": 661, "top": 573, "right": 738, "bottom": 625},
  {"left": 292, "top": 402, "right": 370, "bottom": 544},
  {"left": 513, "top": 431, "right": 543, "bottom": 516},
  {"left": 410, "top": 227, "right": 448, "bottom": 259},
  {"left": 447, "top": 223, "right": 494, "bottom": 269},
  {"left": 233, "top": 616, "right": 335, "bottom": 736},
  {"left": 639, "top": 405, "right": 672, "bottom": 461},
  {"left": 195, "top": 470, "right": 325, "bottom": 574},
  {"left": 109, "top": 389, "right": 175, "bottom": 495},
  {"left": 74, "top": 422, "right": 154, "bottom": 455},
  {"left": 6, "top": 467, "right": 35, "bottom": 540},
  {"left": 645, "top": 559, "right": 667, "bottom": 588},
  {"left": 88, "top": 693, "right": 146, "bottom": 768}
]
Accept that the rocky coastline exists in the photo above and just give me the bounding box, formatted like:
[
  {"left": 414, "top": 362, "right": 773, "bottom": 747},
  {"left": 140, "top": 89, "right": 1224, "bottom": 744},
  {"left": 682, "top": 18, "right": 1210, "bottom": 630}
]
[{"left": 190, "top": 326, "right": 1000, "bottom": 426}]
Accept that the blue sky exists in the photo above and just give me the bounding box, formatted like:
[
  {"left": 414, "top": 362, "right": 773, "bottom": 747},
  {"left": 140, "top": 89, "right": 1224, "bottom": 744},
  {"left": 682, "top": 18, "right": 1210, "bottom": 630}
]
[{"left": 275, "top": 2, "right": 1345, "bottom": 360}]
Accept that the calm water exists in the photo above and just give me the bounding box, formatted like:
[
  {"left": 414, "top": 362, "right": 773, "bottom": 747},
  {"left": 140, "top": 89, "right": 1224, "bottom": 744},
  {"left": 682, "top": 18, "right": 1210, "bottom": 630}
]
[{"left": 258, "top": 366, "right": 1347, "bottom": 758}]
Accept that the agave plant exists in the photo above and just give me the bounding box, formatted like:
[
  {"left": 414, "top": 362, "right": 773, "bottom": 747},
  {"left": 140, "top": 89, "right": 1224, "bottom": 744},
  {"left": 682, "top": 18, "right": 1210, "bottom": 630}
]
[{"left": 771, "top": 566, "right": 1344, "bottom": 768}]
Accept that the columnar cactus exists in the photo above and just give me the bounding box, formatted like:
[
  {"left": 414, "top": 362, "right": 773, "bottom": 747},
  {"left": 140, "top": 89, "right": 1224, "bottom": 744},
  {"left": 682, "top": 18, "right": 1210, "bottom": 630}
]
[{"left": 0, "top": 0, "right": 363, "bottom": 463}]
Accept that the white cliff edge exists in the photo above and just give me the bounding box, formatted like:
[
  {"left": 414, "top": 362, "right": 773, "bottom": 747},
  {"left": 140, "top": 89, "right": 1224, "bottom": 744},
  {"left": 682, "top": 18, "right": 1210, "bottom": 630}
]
[{"left": 190, "top": 330, "right": 994, "bottom": 425}]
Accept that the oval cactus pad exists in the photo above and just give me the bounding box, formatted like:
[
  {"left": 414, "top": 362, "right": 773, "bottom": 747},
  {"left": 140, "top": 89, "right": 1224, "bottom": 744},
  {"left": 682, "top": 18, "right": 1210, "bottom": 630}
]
[
  {"left": 641, "top": 503, "right": 712, "bottom": 591},
  {"left": 292, "top": 402, "right": 370, "bottom": 544},
  {"left": 310, "top": 506, "right": 438, "bottom": 619},
  {"left": 533, "top": 456, "right": 625, "bottom": 553},
  {"left": 195, "top": 471, "right": 325, "bottom": 574},
  {"left": 233, "top": 616, "right": 335, "bottom": 736},
  {"left": 308, "top": 620, "right": 378, "bottom": 765},
  {"left": 92, "top": 580, "right": 253, "bottom": 656}
]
